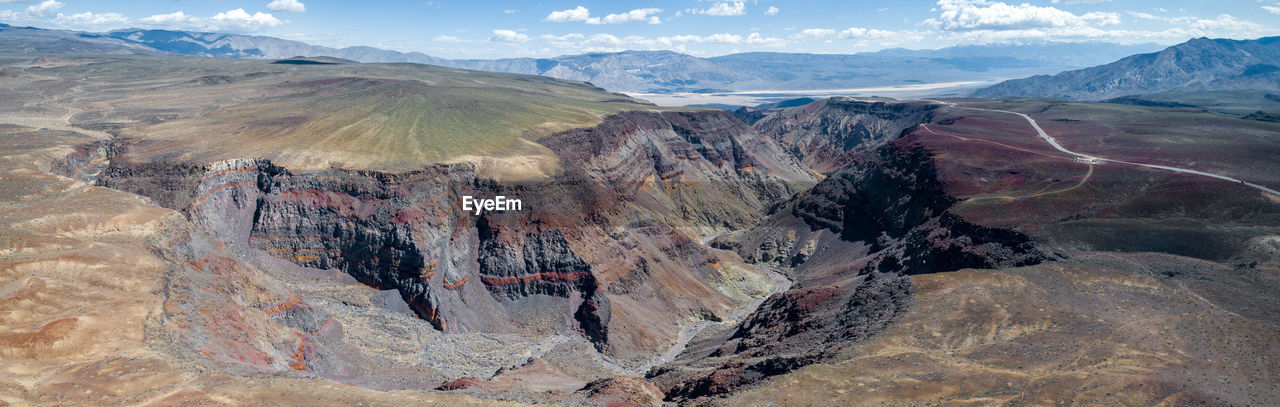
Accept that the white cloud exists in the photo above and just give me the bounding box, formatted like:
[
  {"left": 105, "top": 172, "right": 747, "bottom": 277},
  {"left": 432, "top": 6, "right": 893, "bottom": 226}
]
[
  {"left": 838, "top": 27, "right": 898, "bottom": 39},
  {"left": 688, "top": 2, "right": 745, "bottom": 17},
  {"left": 140, "top": 8, "right": 283, "bottom": 32},
  {"left": 924, "top": 0, "right": 1120, "bottom": 31},
  {"left": 0, "top": 1, "right": 132, "bottom": 30},
  {"left": 1081, "top": 11, "right": 1120, "bottom": 26},
  {"left": 1265, "top": 6, "right": 1280, "bottom": 15},
  {"left": 266, "top": 0, "right": 306, "bottom": 13},
  {"left": 538, "top": 31, "right": 784, "bottom": 54},
  {"left": 790, "top": 28, "right": 834, "bottom": 40},
  {"left": 936, "top": 13, "right": 1278, "bottom": 46},
  {"left": 784, "top": 26, "right": 919, "bottom": 43},
  {"left": 1127, "top": 11, "right": 1161, "bottom": 21},
  {"left": 765, "top": 6, "right": 779, "bottom": 16},
  {"left": 1181, "top": 14, "right": 1266, "bottom": 33},
  {"left": 25, "top": 0, "right": 61, "bottom": 17},
  {"left": 140, "top": 11, "right": 189, "bottom": 24},
  {"left": 655, "top": 32, "right": 782, "bottom": 46},
  {"left": 545, "top": 6, "right": 662, "bottom": 25},
  {"left": 490, "top": 29, "right": 530, "bottom": 42},
  {"left": 544, "top": 6, "right": 589, "bottom": 23},
  {"left": 919, "top": 1, "right": 1276, "bottom": 47},
  {"left": 57, "top": 11, "right": 127, "bottom": 26},
  {"left": 586, "top": 8, "right": 662, "bottom": 25},
  {"left": 211, "top": 8, "right": 284, "bottom": 30},
  {"left": 742, "top": 32, "right": 784, "bottom": 46},
  {"left": 503, "top": 9, "right": 518, "bottom": 14},
  {"left": 432, "top": 34, "right": 466, "bottom": 42}
]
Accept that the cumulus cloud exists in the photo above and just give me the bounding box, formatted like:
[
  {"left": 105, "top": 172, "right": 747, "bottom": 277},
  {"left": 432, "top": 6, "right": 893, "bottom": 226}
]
[
  {"left": 765, "top": 6, "right": 779, "bottom": 16},
  {"left": 211, "top": 8, "right": 283, "bottom": 29},
  {"left": 539, "top": 31, "right": 784, "bottom": 54},
  {"left": 919, "top": 0, "right": 1278, "bottom": 47},
  {"left": 1265, "top": 6, "right": 1280, "bottom": 15},
  {"left": 0, "top": 1, "right": 132, "bottom": 30},
  {"left": 140, "top": 8, "right": 283, "bottom": 31},
  {"left": 140, "top": 11, "right": 189, "bottom": 24},
  {"left": 25, "top": 0, "right": 61, "bottom": 17},
  {"left": 58, "top": 11, "right": 127, "bottom": 26},
  {"left": 544, "top": 6, "right": 589, "bottom": 22},
  {"left": 587, "top": 8, "right": 662, "bottom": 24},
  {"left": 688, "top": 2, "right": 745, "bottom": 17},
  {"left": 545, "top": 6, "right": 662, "bottom": 24},
  {"left": 924, "top": 0, "right": 1120, "bottom": 31},
  {"left": 936, "top": 13, "right": 1277, "bottom": 46},
  {"left": 490, "top": 29, "right": 530, "bottom": 42},
  {"left": 265, "top": 0, "right": 306, "bottom": 13}
]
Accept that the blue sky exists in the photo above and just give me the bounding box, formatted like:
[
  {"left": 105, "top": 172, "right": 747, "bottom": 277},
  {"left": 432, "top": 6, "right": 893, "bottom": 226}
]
[{"left": 2, "top": 1, "right": 1279, "bottom": 58}]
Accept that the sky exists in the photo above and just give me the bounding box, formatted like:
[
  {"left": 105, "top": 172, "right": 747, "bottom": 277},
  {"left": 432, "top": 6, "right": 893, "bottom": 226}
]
[{"left": 2, "top": 0, "right": 1279, "bottom": 58}]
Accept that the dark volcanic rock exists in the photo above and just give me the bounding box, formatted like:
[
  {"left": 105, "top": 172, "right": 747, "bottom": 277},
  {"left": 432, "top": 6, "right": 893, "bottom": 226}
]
[
  {"left": 476, "top": 221, "right": 595, "bottom": 299},
  {"left": 725, "top": 272, "right": 912, "bottom": 359},
  {"left": 732, "top": 106, "right": 768, "bottom": 125},
  {"left": 576, "top": 377, "right": 665, "bottom": 406},
  {"left": 751, "top": 97, "right": 938, "bottom": 173},
  {"left": 650, "top": 140, "right": 1046, "bottom": 402},
  {"left": 781, "top": 142, "right": 1045, "bottom": 273},
  {"left": 1242, "top": 110, "right": 1280, "bottom": 123}
]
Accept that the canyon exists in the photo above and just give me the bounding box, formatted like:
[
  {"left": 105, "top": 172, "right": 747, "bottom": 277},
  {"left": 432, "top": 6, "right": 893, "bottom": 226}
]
[{"left": 3, "top": 52, "right": 1279, "bottom": 406}]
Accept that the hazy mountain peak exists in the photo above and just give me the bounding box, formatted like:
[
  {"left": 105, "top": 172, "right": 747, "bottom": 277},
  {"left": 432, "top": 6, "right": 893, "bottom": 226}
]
[{"left": 975, "top": 36, "right": 1280, "bottom": 100}]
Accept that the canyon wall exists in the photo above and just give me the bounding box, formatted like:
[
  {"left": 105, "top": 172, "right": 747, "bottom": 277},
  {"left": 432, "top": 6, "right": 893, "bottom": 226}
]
[{"left": 95, "top": 109, "right": 814, "bottom": 366}]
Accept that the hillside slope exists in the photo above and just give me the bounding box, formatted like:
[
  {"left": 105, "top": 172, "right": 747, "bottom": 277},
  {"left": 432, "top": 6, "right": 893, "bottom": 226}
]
[
  {"left": 3, "top": 25, "right": 1160, "bottom": 93},
  {"left": 7, "top": 54, "right": 654, "bottom": 178}
]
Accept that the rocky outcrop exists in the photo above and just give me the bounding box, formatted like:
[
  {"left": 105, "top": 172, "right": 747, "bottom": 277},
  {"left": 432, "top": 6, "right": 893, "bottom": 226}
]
[
  {"left": 575, "top": 377, "right": 665, "bottom": 406},
  {"left": 751, "top": 97, "right": 938, "bottom": 173},
  {"left": 720, "top": 272, "right": 912, "bottom": 359},
  {"left": 101, "top": 157, "right": 488, "bottom": 333},
  {"left": 749, "top": 142, "right": 1046, "bottom": 275},
  {"left": 543, "top": 110, "right": 815, "bottom": 232},
  {"left": 731, "top": 106, "right": 768, "bottom": 126},
  {"left": 650, "top": 140, "right": 1046, "bottom": 402},
  {"left": 476, "top": 221, "right": 594, "bottom": 299},
  {"left": 475, "top": 219, "right": 612, "bottom": 348}
]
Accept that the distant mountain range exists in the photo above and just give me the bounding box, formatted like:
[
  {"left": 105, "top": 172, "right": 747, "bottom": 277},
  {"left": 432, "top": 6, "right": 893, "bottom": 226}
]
[
  {"left": 0, "top": 23, "right": 1163, "bottom": 94},
  {"left": 974, "top": 37, "right": 1280, "bottom": 101}
]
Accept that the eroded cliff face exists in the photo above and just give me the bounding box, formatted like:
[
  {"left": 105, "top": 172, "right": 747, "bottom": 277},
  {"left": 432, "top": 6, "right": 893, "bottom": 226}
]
[
  {"left": 0, "top": 125, "right": 528, "bottom": 405},
  {"left": 750, "top": 97, "right": 939, "bottom": 174},
  {"left": 543, "top": 110, "right": 814, "bottom": 231},
  {"left": 94, "top": 108, "right": 814, "bottom": 368}
]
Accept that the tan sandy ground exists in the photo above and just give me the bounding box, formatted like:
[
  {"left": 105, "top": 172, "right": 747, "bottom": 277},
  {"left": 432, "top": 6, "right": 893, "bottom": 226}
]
[{"left": 715, "top": 256, "right": 1280, "bottom": 406}]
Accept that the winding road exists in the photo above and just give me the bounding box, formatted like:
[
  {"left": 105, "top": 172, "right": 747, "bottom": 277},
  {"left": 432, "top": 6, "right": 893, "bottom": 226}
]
[{"left": 927, "top": 100, "right": 1280, "bottom": 199}]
